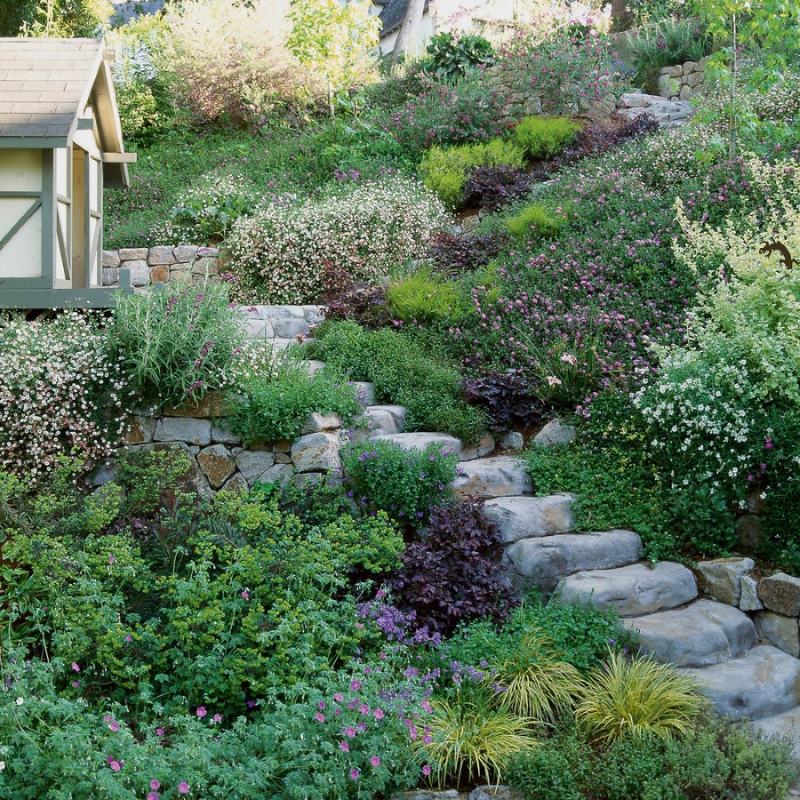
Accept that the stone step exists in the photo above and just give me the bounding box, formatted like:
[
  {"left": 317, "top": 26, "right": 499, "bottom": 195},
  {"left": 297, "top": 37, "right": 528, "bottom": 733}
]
[
  {"left": 623, "top": 599, "right": 757, "bottom": 667},
  {"left": 451, "top": 456, "right": 532, "bottom": 499},
  {"left": 482, "top": 494, "right": 575, "bottom": 543},
  {"left": 682, "top": 645, "right": 800, "bottom": 720},
  {"left": 556, "top": 561, "right": 698, "bottom": 617},
  {"left": 371, "top": 432, "right": 463, "bottom": 457},
  {"left": 752, "top": 706, "right": 800, "bottom": 760},
  {"left": 504, "top": 530, "right": 643, "bottom": 593}
]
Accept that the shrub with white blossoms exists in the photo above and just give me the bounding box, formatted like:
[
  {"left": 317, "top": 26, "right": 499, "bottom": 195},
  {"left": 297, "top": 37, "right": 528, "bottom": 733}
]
[
  {"left": 225, "top": 175, "right": 450, "bottom": 304},
  {"left": 0, "top": 313, "right": 126, "bottom": 482}
]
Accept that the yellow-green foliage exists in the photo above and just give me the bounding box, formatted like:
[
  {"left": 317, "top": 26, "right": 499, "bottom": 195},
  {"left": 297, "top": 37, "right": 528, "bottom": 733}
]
[
  {"left": 514, "top": 116, "right": 583, "bottom": 159},
  {"left": 387, "top": 269, "right": 471, "bottom": 323},
  {"left": 420, "top": 689, "right": 537, "bottom": 787},
  {"left": 419, "top": 138, "right": 526, "bottom": 207},
  {"left": 506, "top": 202, "right": 569, "bottom": 239},
  {"left": 576, "top": 652, "right": 703, "bottom": 743},
  {"left": 492, "top": 632, "right": 585, "bottom": 721}
]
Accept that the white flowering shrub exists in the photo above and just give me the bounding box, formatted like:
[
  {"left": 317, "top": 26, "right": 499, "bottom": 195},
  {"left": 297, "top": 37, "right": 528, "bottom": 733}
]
[
  {"left": 635, "top": 200, "right": 800, "bottom": 513},
  {"left": 0, "top": 313, "right": 126, "bottom": 482},
  {"left": 225, "top": 176, "right": 450, "bottom": 304}
]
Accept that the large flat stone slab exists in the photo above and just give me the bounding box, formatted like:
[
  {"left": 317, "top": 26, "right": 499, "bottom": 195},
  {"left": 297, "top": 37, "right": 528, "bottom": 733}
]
[
  {"left": 556, "top": 561, "right": 698, "bottom": 617},
  {"left": 624, "top": 599, "right": 757, "bottom": 667},
  {"left": 452, "top": 456, "right": 532, "bottom": 499},
  {"left": 504, "top": 530, "right": 643, "bottom": 593},
  {"left": 682, "top": 645, "right": 800, "bottom": 720},
  {"left": 372, "top": 432, "right": 463, "bottom": 456},
  {"left": 482, "top": 495, "right": 575, "bottom": 543}
]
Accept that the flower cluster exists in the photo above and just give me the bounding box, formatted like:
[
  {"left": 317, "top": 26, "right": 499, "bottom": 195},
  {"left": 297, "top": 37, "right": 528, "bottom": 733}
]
[
  {"left": 0, "top": 313, "right": 126, "bottom": 481},
  {"left": 226, "top": 175, "right": 449, "bottom": 304}
]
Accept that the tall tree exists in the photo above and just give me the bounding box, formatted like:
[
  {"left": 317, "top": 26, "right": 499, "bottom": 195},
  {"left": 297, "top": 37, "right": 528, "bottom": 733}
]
[{"left": 392, "top": 0, "right": 426, "bottom": 61}]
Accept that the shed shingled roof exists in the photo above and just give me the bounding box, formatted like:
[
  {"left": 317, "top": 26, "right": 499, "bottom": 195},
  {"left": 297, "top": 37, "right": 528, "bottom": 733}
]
[
  {"left": 376, "top": 0, "right": 431, "bottom": 37},
  {"left": 0, "top": 38, "right": 104, "bottom": 141}
]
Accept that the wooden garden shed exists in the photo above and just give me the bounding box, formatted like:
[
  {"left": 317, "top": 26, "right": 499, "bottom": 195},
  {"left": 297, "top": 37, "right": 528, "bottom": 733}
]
[{"left": 0, "top": 38, "right": 135, "bottom": 308}]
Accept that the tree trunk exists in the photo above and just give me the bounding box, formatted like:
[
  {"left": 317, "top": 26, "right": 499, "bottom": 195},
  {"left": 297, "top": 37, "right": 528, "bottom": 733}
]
[
  {"left": 392, "top": 0, "right": 427, "bottom": 61},
  {"left": 610, "top": 0, "right": 631, "bottom": 32}
]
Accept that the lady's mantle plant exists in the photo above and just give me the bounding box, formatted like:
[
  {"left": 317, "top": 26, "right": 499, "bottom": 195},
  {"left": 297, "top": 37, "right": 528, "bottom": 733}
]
[{"left": 0, "top": 312, "right": 125, "bottom": 482}]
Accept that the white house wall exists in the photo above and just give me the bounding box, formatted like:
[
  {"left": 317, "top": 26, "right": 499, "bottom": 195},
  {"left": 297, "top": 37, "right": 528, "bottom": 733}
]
[{"left": 0, "top": 149, "right": 43, "bottom": 279}]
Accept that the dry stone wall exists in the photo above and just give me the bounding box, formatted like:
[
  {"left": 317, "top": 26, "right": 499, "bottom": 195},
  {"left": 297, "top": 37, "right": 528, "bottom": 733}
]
[
  {"left": 657, "top": 57, "right": 709, "bottom": 102},
  {"left": 102, "top": 245, "right": 221, "bottom": 288}
]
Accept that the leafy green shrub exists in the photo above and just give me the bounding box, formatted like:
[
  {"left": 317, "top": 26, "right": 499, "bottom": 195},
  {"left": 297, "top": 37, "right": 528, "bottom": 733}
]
[
  {"left": 156, "top": 175, "right": 257, "bottom": 244},
  {"left": 513, "top": 116, "right": 583, "bottom": 159},
  {"left": 423, "top": 31, "right": 495, "bottom": 81},
  {"left": 419, "top": 139, "right": 526, "bottom": 207},
  {"left": 440, "top": 598, "right": 631, "bottom": 674},
  {"left": 577, "top": 652, "right": 703, "bottom": 743},
  {"left": 0, "top": 312, "right": 125, "bottom": 482},
  {"left": 341, "top": 440, "right": 458, "bottom": 527},
  {"left": 226, "top": 176, "right": 448, "bottom": 304},
  {"left": 506, "top": 739, "right": 586, "bottom": 800},
  {"left": 109, "top": 281, "right": 245, "bottom": 407},
  {"left": 227, "top": 365, "right": 360, "bottom": 444},
  {"left": 505, "top": 202, "right": 570, "bottom": 239},
  {"left": 420, "top": 687, "right": 536, "bottom": 787},
  {"left": 312, "top": 321, "right": 487, "bottom": 443},
  {"left": 387, "top": 269, "right": 471, "bottom": 324}
]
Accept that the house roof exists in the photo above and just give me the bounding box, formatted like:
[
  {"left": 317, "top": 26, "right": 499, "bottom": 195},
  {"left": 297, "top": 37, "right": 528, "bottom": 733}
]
[
  {"left": 376, "top": 0, "right": 431, "bottom": 37},
  {"left": 0, "top": 38, "right": 129, "bottom": 187}
]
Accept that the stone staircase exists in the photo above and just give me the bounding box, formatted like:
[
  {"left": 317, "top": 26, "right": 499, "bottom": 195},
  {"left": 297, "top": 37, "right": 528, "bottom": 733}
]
[{"left": 254, "top": 310, "right": 800, "bottom": 758}]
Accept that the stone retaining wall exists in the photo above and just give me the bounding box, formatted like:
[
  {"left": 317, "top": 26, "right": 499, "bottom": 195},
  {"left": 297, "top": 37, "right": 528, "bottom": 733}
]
[
  {"left": 696, "top": 558, "right": 800, "bottom": 658},
  {"left": 102, "top": 245, "right": 220, "bottom": 288},
  {"left": 657, "top": 57, "right": 709, "bottom": 102},
  {"left": 116, "top": 389, "right": 348, "bottom": 497}
]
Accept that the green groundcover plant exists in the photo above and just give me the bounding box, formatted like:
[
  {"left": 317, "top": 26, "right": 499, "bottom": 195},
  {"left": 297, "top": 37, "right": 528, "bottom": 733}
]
[{"left": 227, "top": 363, "right": 361, "bottom": 444}]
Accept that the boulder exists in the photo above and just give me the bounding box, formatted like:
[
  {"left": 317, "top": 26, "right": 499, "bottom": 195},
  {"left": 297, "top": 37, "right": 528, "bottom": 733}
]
[
  {"left": 682, "top": 645, "right": 800, "bottom": 719},
  {"left": 291, "top": 432, "right": 341, "bottom": 473},
  {"left": 533, "top": 420, "right": 576, "bottom": 447},
  {"left": 556, "top": 561, "right": 698, "bottom": 617},
  {"left": 126, "top": 260, "right": 150, "bottom": 287},
  {"left": 755, "top": 611, "right": 800, "bottom": 657},
  {"left": 350, "top": 381, "right": 376, "bottom": 407},
  {"left": 363, "top": 407, "right": 400, "bottom": 436},
  {"left": 469, "top": 787, "right": 522, "bottom": 800},
  {"left": 197, "top": 444, "right": 236, "bottom": 489},
  {"left": 245, "top": 319, "right": 275, "bottom": 340},
  {"left": 154, "top": 417, "right": 211, "bottom": 446},
  {"left": 759, "top": 573, "right": 800, "bottom": 617},
  {"left": 235, "top": 450, "right": 276, "bottom": 484},
  {"left": 148, "top": 245, "right": 176, "bottom": 265},
  {"left": 461, "top": 433, "right": 496, "bottom": 461},
  {"left": 505, "top": 530, "right": 643, "bottom": 593},
  {"left": 695, "top": 557, "right": 754, "bottom": 606},
  {"left": 740, "top": 575, "right": 764, "bottom": 611},
  {"left": 301, "top": 412, "right": 342, "bottom": 434},
  {"left": 164, "top": 390, "right": 226, "bottom": 419},
  {"left": 258, "top": 463, "right": 293, "bottom": 486},
  {"left": 211, "top": 422, "right": 241, "bottom": 445},
  {"left": 273, "top": 317, "right": 311, "bottom": 339},
  {"left": 174, "top": 245, "right": 199, "bottom": 262},
  {"left": 499, "top": 431, "right": 525, "bottom": 451},
  {"left": 372, "top": 432, "right": 463, "bottom": 457},
  {"left": 452, "top": 456, "right": 532, "bottom": 499},
  {"left": 752, "top": 707, "right": 800, "bottom": 760},
  {"left": 102, "top": 250, "right": 120, "bottom": 268},
  {"left": 119, "top": 247, "right": 148, "bottom": 261},
  {"left": 124, "top": 415, "right": 155, "bottom": 445},
  {"left": 481, "top": 494, "right": 574, "bottom": 543},
  {"left": 623, "top": 599, "right": 757, "bottom": 666}
]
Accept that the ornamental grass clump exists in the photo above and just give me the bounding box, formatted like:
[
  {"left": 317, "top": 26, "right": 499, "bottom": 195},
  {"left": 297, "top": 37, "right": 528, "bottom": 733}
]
[
  {"left": 225, "top": 175, "right": 448, "bottom": 304},
  {"left": 420, "top": 689, "right": 537, "bottom": 788},
  {"left": 576, "top": 652, "right": 703, "bottom": 743},
  {"left": 513, "top": 116, "right": 583, "bottom": 160},
  {"left": 109, "top": 281, "right": 246, "bottom": 407},
  {"left": 0, "top": 312, "right": 126, "bottom": 482}
]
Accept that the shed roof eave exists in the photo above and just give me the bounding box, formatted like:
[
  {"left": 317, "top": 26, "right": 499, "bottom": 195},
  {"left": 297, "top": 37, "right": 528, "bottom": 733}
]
[{"left": 0, "top": 136, "right": 69, "bottom": 149}]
